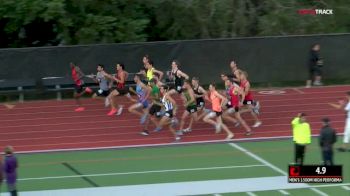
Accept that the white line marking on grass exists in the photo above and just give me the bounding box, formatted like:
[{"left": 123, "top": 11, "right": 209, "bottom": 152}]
[
  {"left": 247, "top": 192, "right": 257, "bottom": 196},
  {"left": 213, "top": 194, "right": 222, "bottom": 196},
  {"left": 228, "top": 143, "right": 329, "bottom": 196},
  {"left": 19, "top": 164, "right": 266, "bottom": 181},
  {"left": 279, "top": 190, "right": 290, "bottom": 195},
  {"left": 310, "top": 188, "right": 328, "bottom": 196},
  {"left": 342, "top": 186, "right": 350, "bottom": 191},
  {"left": 228, "top": 143, "right": 286, "bottom": 175}
]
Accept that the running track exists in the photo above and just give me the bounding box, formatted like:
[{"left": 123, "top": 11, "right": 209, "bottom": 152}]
[{"left": 0, "top": 85, "right": 348, "bottom": 153}]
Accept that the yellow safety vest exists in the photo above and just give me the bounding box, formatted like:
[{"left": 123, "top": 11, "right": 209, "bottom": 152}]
[{"left": 291, "top": 117, "right": 311, "bottom": 145}]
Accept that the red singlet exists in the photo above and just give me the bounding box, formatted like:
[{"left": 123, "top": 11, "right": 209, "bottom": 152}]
[
  {"left": 116, "top": 70, "right": 125, "bottom": 89},
  {"left": 228, "top": 86, "right": 240, "bottom": 107},
  {"left": 240, "top": 80, "right": 253, "bottom": 101},
  {"left": 71, "top": 68, "right": 83, "bottom": 86}
]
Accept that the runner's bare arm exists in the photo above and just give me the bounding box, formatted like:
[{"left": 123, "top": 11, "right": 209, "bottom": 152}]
[
  {"left": 178, "top": 70, "right": 189, "bottom": 80},
  {"left": 153, "top": 69, "right": 164, "bottom": 81}
]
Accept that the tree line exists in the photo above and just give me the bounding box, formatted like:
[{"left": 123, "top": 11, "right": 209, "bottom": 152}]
[{"left": 0, "top": 0, "right": 348, "bottom": 48}]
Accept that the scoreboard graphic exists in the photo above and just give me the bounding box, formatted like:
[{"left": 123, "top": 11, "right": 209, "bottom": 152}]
[{"left": 288, "top": 165, "right": 343, "bottom": 183}]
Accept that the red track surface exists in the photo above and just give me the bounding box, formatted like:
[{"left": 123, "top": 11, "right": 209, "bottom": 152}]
[{"left": 0, "top": 85, "right": 348, "bottom": 153}]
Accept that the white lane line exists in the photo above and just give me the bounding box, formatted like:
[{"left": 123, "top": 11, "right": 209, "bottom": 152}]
[
  {"left": 247, "top": 192, "right": 257, "bottom": 196},
  {"left": 228, "top": 143, "right": 329, "bottom": 196},
  {"left": 19, "top": 164, "right": 265, "bottom": 181},
  {"left": 292, "top": 88, "right": 305, "bottom": 94},
  {"left": 14, "top": 133, "right": 344, "bottom": 154},
  {"left": 279, "top": 190, "right": 290, "bottom": 195},
  {"left": 342, "top": 186, "right": 350, "bottom": 191}
]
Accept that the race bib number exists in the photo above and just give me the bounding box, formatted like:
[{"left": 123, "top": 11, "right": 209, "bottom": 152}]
[
  {"left": 98, "top": 89, "right": 103, "bottom": 94},
  {"left": 165, "top": 112, "right": 170, "bottom": 117},
  {"left": 177, "top": 86, "right": 182, "bottom": 91},
  {"left": 190, "top": 109, "right": 195, "bottom": 113}
]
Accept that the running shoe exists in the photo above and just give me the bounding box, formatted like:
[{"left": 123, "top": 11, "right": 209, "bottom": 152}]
[
  {"left": 85, "top": 87, "right": 93, "bottom": 94},
  {"left": 245, "top": 131, "right": 253, "bottom": 136},
  {"left": 74, "top": 107, "right": 85, "bottom": 112},
  {"left": 176, "top": 130, "right": 183, "bottom": 136},
  {"left": 226, "top": 133, "right": 234, "bottom": 140},
  {"left": 252, "top": 121, "right": 262, "bottom": 128},
  {"left": 140, "top": 130, "right": 149, "bottom": 136},
  {"left": 174, "top": 136, "right": 181, "bottom": 142},
  {"left": 183, "top": 128, "right": 192, "bottom": 133},
  {"left": 107, "top": 108, "right": 117, "bottom": 116},
  {"left": 116, "top": 105, "right": 123, "bottom": 116},
  {"left": 253, "top": 101, "right": 260, "bottom": 115},
  {"left": 140, "top": 113, "right": 148, "bottom": 124}
]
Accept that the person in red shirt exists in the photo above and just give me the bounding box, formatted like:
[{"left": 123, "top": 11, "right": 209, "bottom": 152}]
[
  {"left": 103, "top": 63, "right": 131, "bottom": 116},
  {"left": 70, "top": 62, "right": 92, "bottom": 112},
  {"left": 225, "top": 79, "right": 252, "bottom": 135},
  {"left": 237, "top": 70, "right": 262, "bottom": 128}
]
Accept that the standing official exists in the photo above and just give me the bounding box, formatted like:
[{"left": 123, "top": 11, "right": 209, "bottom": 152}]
[
  {"left": 319, "top": 118, "right": 337, "bottom": 165},
  {"left": 291, "top": 113, "right": 311, "bottom": 165}
]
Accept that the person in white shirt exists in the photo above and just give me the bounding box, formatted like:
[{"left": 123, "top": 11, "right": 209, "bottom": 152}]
[{"left": 330, "top": 91, "right": 350, "bottom": 152}]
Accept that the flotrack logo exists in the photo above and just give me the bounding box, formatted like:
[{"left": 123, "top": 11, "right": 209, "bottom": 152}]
[{"left": 298, "top": 9, "right": 333, "bottom": 15}]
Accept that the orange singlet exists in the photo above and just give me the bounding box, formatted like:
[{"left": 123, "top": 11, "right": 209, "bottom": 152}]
[{"left": 210, "top": 91, "right": 222, "bottom": 112}]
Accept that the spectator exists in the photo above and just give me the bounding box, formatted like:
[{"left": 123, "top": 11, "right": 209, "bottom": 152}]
[
  {"left": 330, "top": 91, "right": 350, "bottom": 152},
  {"left": 319, "top": 118, "right": 337, "bottom": 165},
  {"left": 291, "top": 113, "right": 311, "bottom": 165},
  {"left": 306, "top": 43, "right": 323, "bottom": 88},
  {"left": 4, "top": 146, "right": 18, "bottom": 196}
]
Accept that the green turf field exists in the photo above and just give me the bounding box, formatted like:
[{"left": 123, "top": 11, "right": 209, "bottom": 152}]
[{"left": 1, "top": 138, "right": 349, "bottom": 195}]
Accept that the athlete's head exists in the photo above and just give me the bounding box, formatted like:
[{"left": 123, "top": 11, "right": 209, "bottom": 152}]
[
  {"left": 116, "top": 63, "right": 125, "bottom": 71},
  {"left": 172, "top": 60, "right": 180, "bottom": 69},
  {"left": 220, "top": 73, "right": 229, "bottom": 81},
  {"left": 70, "top": 62, "right": 77, "bottom": 69},
  {"left": 230, "top": 60, "right": 237, "bottom": 70},
  {"left": 134, "top": 74, "right": 142, "bottom": 83},
  {"left": 160, "top": 85, "right": 169, "bottom": 94},
  {"left": 209, "top": 83, "right": 216, "bottom": 92},
  {"left": 191, "top": 77, "right": 199, "bottom": 87},
  {"left": 183, "top": 79, "right": 191, "bottom": 89},
  {"left": 145, "top": 59, "right": 154, "bottom": 70},
  {"left": 224, "top": 79, "right": 232, "bottom": 87},
  {"left": 153, "top": 73, "right": 160, "bottom": 82},
  {"left": 149, "top": 78, "right": 156, "bottom": 87},
  {"left": 237, "top": 70, "right": 248, "bottom": 81},
  {"left": 143, "top": 55, "right": 150, "bottom": 65},
  {"left": 97, "top": 64, "right": 104, "bottom": 72}
]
